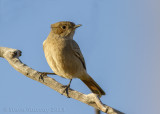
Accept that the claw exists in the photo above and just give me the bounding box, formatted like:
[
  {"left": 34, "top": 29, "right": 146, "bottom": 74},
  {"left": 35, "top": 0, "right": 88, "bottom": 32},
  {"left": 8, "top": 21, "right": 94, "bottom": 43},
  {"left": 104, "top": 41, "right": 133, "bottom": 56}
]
[
  {"left": 62, "top": 85, "right": 70, "bottom": 98},
  {"left": 61, "top": 79, "right": 72, "bottom": 98},
  {"left": 39, "top": 73, "right": 46, "bottom": 82},
  {"left": 39, "top": 72, "right": 56, "bottom": 82}
]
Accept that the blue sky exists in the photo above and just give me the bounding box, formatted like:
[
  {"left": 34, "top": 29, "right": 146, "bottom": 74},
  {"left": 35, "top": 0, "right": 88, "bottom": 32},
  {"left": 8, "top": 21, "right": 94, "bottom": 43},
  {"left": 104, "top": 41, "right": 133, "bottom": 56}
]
[{"left": 1, "top": 0, "right": 160, "bottom": 114}]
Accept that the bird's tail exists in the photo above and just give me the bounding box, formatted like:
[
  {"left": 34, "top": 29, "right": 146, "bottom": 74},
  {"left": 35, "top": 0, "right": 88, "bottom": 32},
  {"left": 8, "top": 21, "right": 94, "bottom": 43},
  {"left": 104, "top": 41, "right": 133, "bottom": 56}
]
[{"left": 81, "top": 75, "right": 106, "bottom": 96}]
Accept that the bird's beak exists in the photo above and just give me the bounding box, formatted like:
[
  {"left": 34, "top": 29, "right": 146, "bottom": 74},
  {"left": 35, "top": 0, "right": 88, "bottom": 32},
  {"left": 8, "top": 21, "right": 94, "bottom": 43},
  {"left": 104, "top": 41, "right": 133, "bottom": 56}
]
[{"left": 74, "top": 24, "right": 82, "bottom": 29}]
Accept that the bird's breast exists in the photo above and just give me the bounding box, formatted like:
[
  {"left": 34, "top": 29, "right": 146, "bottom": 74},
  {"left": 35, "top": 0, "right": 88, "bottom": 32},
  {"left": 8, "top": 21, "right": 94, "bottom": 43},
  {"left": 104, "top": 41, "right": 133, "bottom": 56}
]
[{"left": 43, "top": 38, "right": 84, "bottom": 79}]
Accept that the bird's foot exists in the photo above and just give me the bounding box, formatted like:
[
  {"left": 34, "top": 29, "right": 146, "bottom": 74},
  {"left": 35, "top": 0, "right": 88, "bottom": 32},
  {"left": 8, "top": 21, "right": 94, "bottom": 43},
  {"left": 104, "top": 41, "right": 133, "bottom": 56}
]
[
  {"left": 39, "top": 72, "right": 56, "bottom": 82},
  {"left": 61, "top": 79, "right": 72, "bottom": 98},
  {"left": 61, "top": 85, "right": 70, "bottom": 98},
  {"left": 39, "top": 72, "right": 46, "bottom": 82}
]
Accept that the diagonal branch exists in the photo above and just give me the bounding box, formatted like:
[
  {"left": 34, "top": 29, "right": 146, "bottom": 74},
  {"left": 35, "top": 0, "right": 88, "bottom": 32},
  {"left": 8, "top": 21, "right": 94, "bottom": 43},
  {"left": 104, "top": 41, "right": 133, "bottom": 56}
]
[{"left": 0, "top": 47, "right": 124, "bottom": 114}]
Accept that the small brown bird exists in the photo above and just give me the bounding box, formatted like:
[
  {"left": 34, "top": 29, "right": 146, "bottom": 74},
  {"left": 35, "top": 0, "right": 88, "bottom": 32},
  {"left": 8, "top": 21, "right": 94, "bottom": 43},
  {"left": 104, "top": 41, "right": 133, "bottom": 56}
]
[{"left": 43, "top": 21, "right": 105, "bottom": 96}]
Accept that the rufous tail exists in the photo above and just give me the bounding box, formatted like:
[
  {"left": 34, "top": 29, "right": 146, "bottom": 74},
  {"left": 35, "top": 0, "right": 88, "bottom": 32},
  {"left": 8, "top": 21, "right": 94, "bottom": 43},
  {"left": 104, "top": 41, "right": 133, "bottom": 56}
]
[{"left": 81, "top": 76, "right": 106, "bottom": 96}]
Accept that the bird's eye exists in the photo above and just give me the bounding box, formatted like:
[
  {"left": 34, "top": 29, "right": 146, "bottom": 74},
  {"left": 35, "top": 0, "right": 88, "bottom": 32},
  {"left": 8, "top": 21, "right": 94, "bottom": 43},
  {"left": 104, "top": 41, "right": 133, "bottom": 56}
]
[{"left": 62, "top": 26, "right": 66, "bottom": 29}]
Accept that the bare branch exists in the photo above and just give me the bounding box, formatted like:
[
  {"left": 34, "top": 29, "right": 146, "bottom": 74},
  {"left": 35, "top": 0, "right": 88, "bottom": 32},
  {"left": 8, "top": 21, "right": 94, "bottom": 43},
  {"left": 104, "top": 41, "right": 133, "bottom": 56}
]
[{"left": 0, "top": 47, "right": 124, "bottom": 114}]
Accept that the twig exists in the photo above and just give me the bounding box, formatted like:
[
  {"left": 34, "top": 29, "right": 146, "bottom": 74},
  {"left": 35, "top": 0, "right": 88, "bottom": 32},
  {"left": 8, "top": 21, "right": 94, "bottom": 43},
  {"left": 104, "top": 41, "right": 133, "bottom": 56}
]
[{"left": 0, "top": 47, "right": 124, "bottom": 114}]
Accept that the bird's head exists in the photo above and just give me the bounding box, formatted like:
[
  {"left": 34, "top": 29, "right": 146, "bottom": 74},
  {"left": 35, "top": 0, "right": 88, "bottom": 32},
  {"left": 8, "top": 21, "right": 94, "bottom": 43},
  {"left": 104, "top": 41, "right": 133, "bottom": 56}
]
[{"left": 51, "top": 21, "right": 81, "bottom": 39}]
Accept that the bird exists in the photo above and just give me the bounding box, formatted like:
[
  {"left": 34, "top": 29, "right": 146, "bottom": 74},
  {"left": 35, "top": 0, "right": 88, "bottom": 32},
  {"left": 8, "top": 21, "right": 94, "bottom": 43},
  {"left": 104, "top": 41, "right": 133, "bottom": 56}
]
[{"left": 43, "top": 21, "right": 105, "bottom": 97}]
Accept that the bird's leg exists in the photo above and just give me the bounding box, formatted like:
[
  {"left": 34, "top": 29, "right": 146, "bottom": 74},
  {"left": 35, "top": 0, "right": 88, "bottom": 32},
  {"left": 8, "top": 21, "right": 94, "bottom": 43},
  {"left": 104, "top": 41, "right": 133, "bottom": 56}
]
[
  {"left": 39, "top": 72, "right": 56, "bottom": 82},
  {"left": 62, "top": 79, "right": 72, "bottom": 98},
  {"left": 39, "top": 72, "right": 56, "bottom": 75}
]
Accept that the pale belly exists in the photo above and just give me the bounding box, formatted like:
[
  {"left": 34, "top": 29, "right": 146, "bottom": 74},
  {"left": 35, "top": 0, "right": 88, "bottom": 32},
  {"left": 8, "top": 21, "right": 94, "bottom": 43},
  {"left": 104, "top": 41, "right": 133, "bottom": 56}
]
[{"left": 43, "top": 39, "right": 85, "bottom": 79}]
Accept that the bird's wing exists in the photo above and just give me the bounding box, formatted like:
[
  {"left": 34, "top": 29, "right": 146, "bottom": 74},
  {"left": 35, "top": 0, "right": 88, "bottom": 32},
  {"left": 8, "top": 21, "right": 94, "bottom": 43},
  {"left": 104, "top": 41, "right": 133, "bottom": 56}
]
[{"left": 71, "top": 40, "right": 86, "bottom": 70}]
